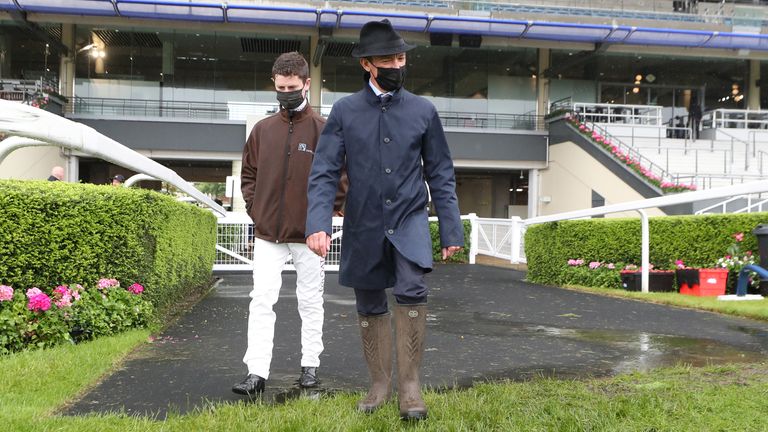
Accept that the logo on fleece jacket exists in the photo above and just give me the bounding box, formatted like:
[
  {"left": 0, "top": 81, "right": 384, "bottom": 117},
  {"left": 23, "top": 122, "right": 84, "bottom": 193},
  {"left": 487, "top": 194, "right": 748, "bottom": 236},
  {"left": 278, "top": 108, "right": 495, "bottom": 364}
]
[{"left": 297, "top": 143, "right": 314, "bottom": 154}]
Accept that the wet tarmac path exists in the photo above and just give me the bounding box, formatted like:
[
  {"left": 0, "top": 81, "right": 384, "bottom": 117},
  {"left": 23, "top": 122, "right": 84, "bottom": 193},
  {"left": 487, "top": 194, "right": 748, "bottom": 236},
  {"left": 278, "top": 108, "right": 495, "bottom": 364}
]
[{"left": 65, "top": 265, "right": 768, "bottom": 418}]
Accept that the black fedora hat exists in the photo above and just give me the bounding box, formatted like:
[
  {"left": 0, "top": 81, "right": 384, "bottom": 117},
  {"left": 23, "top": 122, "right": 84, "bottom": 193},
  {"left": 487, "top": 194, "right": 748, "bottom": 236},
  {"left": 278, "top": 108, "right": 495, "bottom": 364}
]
[{"left": 351, "top": 19, "right": 415, "bottom": 58}]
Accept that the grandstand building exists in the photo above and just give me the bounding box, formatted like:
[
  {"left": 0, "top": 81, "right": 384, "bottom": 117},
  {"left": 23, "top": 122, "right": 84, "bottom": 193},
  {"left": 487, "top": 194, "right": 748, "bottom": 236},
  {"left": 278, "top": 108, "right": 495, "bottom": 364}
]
[{"left": 2, "top": 0, "right": 768, "bottom": 217}]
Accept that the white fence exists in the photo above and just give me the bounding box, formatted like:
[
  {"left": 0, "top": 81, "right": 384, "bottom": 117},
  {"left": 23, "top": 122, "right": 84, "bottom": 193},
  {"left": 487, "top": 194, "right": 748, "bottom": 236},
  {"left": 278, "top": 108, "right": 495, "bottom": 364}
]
[
  {"left": 474, "top": 216, "right": 524, "bottom": 262},
  {"left": 215, "top": 213, "right": 344, "bottom": 271},
  {"left": 215, "top": 213, "right": 480, "bottom": 271}
]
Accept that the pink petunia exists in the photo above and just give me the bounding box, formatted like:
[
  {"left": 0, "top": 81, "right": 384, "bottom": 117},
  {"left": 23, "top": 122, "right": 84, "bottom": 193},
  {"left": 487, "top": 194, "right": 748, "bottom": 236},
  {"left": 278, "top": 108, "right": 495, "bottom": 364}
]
[
  {"left": 55, "top": 294, "right": 72, "bottom": 308},
  {"left": 734, "top": 232, "right": 744, "bottom": 242},
  {"left": 28, "top": 293, "right": 51, "bottom": 312},
  {"left": 97, "top": 278, "right": 120, "bottom": 289},
  {"left": 127, "top": 283, "right": 144, "bottom": 295},
  {"left": 26, "top": 287, "right": 43, "bottom": 298},
  {"left": 589, "top": 261, "right": 601, "bottom": 269},
  {"left": 675, "top": 259, "right": 685, "bottom": 269},
  {"left": 0, "top": 285, "right": 13, "bottom": 301}
]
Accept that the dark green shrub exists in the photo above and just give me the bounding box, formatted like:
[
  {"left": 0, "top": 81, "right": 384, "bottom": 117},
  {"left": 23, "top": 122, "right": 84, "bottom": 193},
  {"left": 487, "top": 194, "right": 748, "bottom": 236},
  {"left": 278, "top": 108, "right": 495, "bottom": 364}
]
[
  {"left": 0, "top": 180, "right": 217, "bottom": 315},
  {"left": 525, "top": 213, "right": 767, "bottom": 287},
  {"left": 430, "top": 219, "right": 472, "bottom": 263},
  {"left": 561, "top": 265, "right": 623, "bottom": 288}
]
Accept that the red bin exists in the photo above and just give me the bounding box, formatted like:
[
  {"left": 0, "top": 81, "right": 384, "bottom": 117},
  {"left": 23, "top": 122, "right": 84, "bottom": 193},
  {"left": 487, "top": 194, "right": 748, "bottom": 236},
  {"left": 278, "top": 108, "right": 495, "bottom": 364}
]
[{"left": 678, "top": 268, "right": 728, "bottom": 297}]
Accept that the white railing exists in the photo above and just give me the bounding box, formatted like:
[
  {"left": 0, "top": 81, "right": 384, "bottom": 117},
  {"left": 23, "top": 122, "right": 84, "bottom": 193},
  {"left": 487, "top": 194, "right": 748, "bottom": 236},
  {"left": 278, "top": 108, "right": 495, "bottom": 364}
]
[
  {"left": 704, "top": 109, "right": 768, "bottom": 130},
  {"left": 214, "top": 213, "right": 344, "bottom": 271},
  {"left": 0, "top": 100, "right": 225, "bottom": 215},
  {"left": 214, "top": 213, "right": 479, "bottom": 271},
  {"left": 474, "top": 216, "right": 524, "bottom": 262},
  {"left": 572, "top": 103, "right": 663, "bottom": 126},
  {"left": 695, "top": 194, "right": 768, "bottom": 214},
  {"left": 518, "top": 179, "right": 768, "bottom": 292}
]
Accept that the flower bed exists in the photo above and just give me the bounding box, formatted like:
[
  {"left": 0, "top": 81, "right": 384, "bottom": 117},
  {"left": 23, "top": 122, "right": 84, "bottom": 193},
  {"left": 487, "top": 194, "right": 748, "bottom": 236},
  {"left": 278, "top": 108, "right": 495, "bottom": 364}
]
[
  {"left": 565, "top": 114, "right": 696, "bottom": 194},
  {"left": 0, "top": 278, "right": 153, "bottom": 354}
]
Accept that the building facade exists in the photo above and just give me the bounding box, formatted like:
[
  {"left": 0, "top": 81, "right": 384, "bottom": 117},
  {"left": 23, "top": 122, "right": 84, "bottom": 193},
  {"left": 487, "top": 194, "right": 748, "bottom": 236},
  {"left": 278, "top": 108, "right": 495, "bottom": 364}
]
[{"left": 2, "top": 0, "right": 768, "bottom": 217}]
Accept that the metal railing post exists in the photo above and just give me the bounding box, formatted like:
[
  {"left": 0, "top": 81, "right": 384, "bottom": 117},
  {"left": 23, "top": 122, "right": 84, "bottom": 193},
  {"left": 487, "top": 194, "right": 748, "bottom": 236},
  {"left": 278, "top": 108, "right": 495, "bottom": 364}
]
[
  {"left": 638, "top": 209, "right": 650, "bottom": 294},
  {"left": 469, "top": 212, "right": 478, "bottom": 265},
  {"left": 509, "top": 216, "right": 520, "bottom": 264}
]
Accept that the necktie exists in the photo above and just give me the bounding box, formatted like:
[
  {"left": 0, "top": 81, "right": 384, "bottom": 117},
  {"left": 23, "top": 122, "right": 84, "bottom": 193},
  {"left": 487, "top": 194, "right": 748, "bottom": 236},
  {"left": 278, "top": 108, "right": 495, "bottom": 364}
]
[{"left": 379, "top": 94, "right": 392, "bottom": 105}]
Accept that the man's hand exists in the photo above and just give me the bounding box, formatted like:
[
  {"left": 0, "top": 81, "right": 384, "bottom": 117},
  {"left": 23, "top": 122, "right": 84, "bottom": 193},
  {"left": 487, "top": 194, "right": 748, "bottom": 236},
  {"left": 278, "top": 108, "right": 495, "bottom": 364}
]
[
  {"left": 442, "top": 246, "right": 462, "bottom": 260},
  {"left": 306, "top": 231, "right": 331, "bottom": 258}
]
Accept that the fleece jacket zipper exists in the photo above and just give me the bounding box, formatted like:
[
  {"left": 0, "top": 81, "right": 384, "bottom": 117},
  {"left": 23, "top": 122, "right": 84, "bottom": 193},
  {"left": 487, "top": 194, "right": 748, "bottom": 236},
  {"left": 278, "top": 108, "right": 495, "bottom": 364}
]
[{"left": 275, "top": 114, "right": 293, "bottom": 243}]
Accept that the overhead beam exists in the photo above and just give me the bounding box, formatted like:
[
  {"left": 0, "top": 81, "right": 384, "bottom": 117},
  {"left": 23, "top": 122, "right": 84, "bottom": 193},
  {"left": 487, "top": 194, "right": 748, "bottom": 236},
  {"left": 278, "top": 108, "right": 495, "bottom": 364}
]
[
  {"left": 8, "top": 10, "right": 70, "bottom": 56},
  {"left": 543, "top": 43, "right": 609, "bottom": 79}
]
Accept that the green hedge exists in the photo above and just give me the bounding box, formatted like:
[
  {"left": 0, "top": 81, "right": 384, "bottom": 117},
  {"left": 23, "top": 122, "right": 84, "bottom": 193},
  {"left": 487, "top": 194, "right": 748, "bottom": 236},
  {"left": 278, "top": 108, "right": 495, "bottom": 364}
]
[
  {"left": 0, "top": 180, "right": 217, "bottom": 314},
  {"left": 430, "top": 219, "right": 472, "bottom": 263},
  {"left": 525, "top": 213, "right": 767, "bottom": 286}
]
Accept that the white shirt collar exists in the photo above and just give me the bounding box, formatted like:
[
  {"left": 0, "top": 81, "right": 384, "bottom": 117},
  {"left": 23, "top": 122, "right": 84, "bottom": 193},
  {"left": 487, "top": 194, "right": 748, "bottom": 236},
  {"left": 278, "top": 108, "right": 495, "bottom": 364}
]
[
  {"left": 290, "top": 98, "right": 308, "bottom": 112},
  {"left": 368, "top": 79, "right": 392, "bottom": 97}
]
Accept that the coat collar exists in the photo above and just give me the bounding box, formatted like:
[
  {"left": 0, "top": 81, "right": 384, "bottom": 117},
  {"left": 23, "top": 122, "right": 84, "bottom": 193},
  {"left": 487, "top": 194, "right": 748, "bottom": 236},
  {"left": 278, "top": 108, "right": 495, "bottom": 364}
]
[{"left": 278, "top": 104, "right": 315, "bottom": 122}]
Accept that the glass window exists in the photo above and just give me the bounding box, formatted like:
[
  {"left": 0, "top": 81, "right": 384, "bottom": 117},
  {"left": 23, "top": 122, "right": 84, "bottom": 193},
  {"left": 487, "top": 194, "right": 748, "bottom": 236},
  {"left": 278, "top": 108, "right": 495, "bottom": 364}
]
[
  {"left": 551, "top": 49, "right": 747, "bottom": 112},
  {"left": 321, "top": 43, "right": 537, "bottom": 114},
  {"left": 73, "top": 24, "right": 309, "bottom": 104},
  {"left": 0, "top": 22, "right": 60, "bottom": 83}
]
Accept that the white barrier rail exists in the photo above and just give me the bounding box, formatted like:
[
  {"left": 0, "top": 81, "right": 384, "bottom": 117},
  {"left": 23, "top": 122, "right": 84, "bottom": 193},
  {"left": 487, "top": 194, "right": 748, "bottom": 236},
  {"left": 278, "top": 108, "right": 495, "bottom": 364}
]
[
  {"left": 573, "top": 102, "right": 663, "bottom": 126},
  {"left": 0, "top": 100, "right": 225, "bottom": 215},
  {"left": 215, "top": 213, "right": 479, "bottom": 271}
]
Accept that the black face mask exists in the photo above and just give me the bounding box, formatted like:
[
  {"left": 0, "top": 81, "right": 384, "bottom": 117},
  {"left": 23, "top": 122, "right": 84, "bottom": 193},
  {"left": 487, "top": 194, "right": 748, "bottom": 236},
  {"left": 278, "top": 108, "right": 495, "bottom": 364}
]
[
  {"left": 373, "top": 66, "right": 407, "bottom": 92},
  {"left": 276, "top": 89, "right": 305, "bottom": 110}
]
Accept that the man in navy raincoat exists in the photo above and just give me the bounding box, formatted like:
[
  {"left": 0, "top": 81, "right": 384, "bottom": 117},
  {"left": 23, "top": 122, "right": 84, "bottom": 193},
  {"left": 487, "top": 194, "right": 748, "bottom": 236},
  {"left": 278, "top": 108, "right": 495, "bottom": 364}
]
[{"left": 306, "top": 19, "right": 464, "bottom": 421}]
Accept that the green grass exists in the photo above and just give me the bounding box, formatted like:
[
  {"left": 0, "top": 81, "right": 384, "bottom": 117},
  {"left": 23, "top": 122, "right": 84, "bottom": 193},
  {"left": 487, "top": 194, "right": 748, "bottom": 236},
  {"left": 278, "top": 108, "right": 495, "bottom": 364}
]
[
  {"left": 561, "top": 283, "right": 768, "bottom": 321},
  {"left": 2, "top": 329, "right": 768, "bottom": 431}
]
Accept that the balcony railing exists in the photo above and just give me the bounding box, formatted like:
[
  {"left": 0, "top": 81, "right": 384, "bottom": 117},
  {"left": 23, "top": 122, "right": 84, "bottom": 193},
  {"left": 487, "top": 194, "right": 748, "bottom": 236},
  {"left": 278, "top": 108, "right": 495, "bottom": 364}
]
[{"left": 67, "top": 97, "right": 545, "bottom": 131}]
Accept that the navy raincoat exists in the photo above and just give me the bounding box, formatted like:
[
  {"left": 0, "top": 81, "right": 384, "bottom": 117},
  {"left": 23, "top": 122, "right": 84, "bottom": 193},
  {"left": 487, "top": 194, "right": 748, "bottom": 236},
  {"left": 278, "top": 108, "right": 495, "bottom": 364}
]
[{"left": 307, "top": 84, "right": 464, "bottom": 289}]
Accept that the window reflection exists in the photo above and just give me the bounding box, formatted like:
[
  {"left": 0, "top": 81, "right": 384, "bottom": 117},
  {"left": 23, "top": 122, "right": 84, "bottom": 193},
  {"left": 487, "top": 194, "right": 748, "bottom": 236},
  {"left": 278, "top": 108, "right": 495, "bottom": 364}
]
[{"left": 71, "top": 25, "right": 308, "bottom": 104}]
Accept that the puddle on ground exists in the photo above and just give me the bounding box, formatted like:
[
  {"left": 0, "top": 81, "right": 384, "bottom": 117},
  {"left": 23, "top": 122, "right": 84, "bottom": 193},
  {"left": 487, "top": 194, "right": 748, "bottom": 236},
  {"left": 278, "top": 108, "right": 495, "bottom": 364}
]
[{"left": 433, "top": 310, "right": 767, "bottom": 379}]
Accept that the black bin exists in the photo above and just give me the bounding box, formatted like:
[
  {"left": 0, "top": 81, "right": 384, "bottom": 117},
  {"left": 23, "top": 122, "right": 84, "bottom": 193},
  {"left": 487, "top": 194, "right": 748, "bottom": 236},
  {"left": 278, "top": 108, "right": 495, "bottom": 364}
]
[{"left": 751, "top": 224, "right": 768, "bottom": 294}]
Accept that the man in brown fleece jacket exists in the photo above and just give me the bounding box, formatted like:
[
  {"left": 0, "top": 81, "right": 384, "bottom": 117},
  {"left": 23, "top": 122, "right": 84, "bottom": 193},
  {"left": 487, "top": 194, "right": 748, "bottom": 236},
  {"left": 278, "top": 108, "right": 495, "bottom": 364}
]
[{"left": 233, "top": 52, "right": 345, "bottom": 396}]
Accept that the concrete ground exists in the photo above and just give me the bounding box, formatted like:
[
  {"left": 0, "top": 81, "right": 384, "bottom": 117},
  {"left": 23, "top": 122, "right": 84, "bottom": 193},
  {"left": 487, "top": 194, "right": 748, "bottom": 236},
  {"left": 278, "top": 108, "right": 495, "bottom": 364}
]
[{"left": 65, "top": 264, "right": 768, "bottom": 418}]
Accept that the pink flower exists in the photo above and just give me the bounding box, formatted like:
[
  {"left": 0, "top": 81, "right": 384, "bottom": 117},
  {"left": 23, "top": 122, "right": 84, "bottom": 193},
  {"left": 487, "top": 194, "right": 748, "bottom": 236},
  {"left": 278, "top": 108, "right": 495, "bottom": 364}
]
[
  {"left": 606, "top": 263, "right": 616, "bottom": 270},
  {"left": 0, "top": 285, "right": 13, "bottom": 301},
  {"left": 589, "top": 261, "right": 601, "bottom": 269},
  {"left": 55, "top": 294, "right": 72, "bottom": 308},
  {"left": 733, "top": 232, "right": 744, "bottom": 242},
  {"left": 52, "top": 285, "right": 75, "bottom": 308},
  {"left": 72, "top": 284, "right": 82, "bottom": 300},
  {"left": 675, "top": 259, "right": 685, "bottom": 269},
  {"left": 97, "top": 278, "right": 120, "bottom": 289},
  {"left": 28, "top": 293, "right": 51, "bottom": 312},
  {"left": 26, "top": 287, "right": 43, "bottom": 298},
  {"left": 127, "top": 283, "right": 144, "bottom": 295}
]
